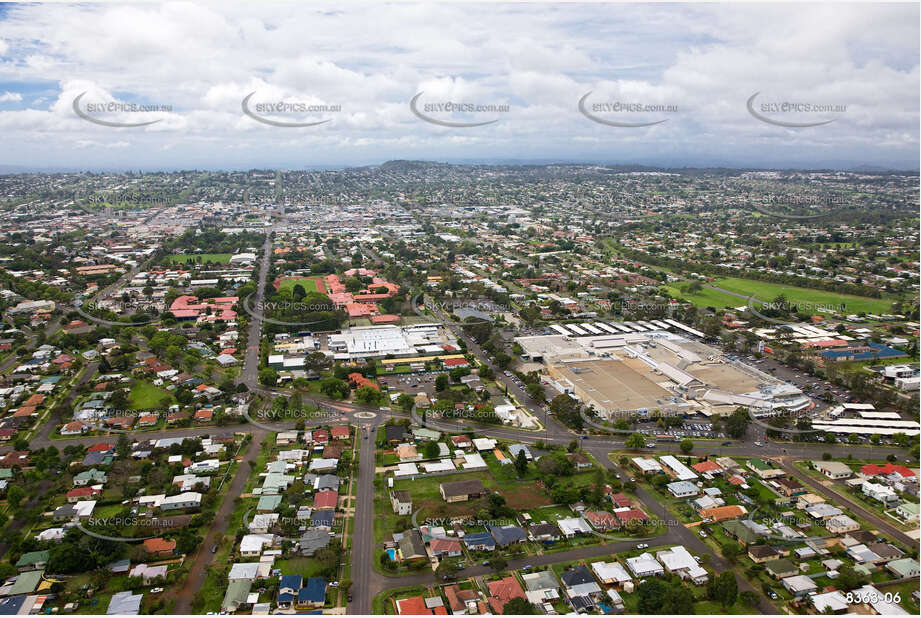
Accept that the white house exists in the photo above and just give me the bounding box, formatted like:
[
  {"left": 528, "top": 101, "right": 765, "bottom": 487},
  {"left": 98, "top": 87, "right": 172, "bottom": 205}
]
[
  {"left": 656, "top": 546, "right": 708, "bottom": 584},
  {"left": 625, "top": 553, "right": 664, "bottom": 578},
  {"left": 159, "top": 491, "right": 202, "bottom": 511},
  {"left": 861, "top": 481, "right": 899, "bottom": 506},
  {"left": 240, "top": 534, "right": 275, "bottom": 558}
]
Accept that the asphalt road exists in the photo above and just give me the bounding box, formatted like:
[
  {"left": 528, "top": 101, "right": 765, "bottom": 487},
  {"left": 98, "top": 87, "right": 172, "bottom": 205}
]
[
  {"left": 10, "top": 236, "right": 914, "bottom": 613},
  {"left": 173, "top": 428, "right": 267, "bottom": 613},
  {"left": 238, "top": 230, "right": 274, "bottom": 390},
  {"left": 347, "top": 418, "right": 382, "bottom": 614},
  {"left": 779, "top": 458, "right": 915, "bottom": 547},
  {"left": 586, "top": 445, "right": 780, "bottom": 614}
]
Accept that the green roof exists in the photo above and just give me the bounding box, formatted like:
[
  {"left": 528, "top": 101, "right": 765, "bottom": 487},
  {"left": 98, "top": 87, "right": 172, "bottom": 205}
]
[
  {"left": 886, "top": 558, "right": 919, "bottom": 578},
  {"left": 15, "top": 550, "right": 49, "bottom": 568},
  {"left": 722, "top": 520, "right": 759, "bottom": 544},
  {"left": 221, "top": 579, "right": 252, "bottom": 611},
  {"left": 748, "top": 458, "right": 770, "bottom": 470},
  {"left": 0, "top": 468, "right": 13, "bottom": 479},
  {"left": 257, "top": 495, "right": 282, "bottom": 511},
  {"left": 897, "top": 501, "right": 920, "bottom": 515},
  {"left": 9, "top": 570, "right": 43, "bottom": 595},
  {"left": 765, "top": 559, "right": 797, "bottom": 577}
]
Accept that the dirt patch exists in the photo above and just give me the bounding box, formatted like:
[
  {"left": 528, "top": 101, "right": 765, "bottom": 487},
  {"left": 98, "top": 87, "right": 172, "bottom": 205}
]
[{"left": 500, "top": 484, "right": 552, "bottom": 510}]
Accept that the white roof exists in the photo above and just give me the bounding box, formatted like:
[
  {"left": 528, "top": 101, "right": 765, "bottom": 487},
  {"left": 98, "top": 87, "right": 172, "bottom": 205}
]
[
  {"left": 422, "top": 459, "right": 456, "bottom": 473},
  {"left": 240, "top": 533, "right": 274, "bottom": 553},
  {"left": 782, "top": 574, "right": 817, "bottom": 592},
  {"left": 626, "top": 553, "right": 664, "bottom": 576},
  {"left": 591, "top": 561, "right": 631, "bottom": 583},
  {"left": 473, "top": 437, "right": 497, "bottom": 451},
  {"left": 657, "top": 546, "right": 707, "bottom": 579},
  {"left": 394, "top": 463, "right": 419, "bottom": 477},
  {"left": 228, "top": 562, "right": 261, "bottom": 580},
  {"left": 853, "top": 585, "right": 909, "bottom": 615},
  {"left": 462, "top": 453, "right": 487, "bottom": 469},
  {"left": 632, "top": 457, "right": 662, "bottom": 472},
  {"left": 811, "top": 590, "right": 849, "bottom": 612},
  {"left": 557, "top": 517, "right": 592, "bottom": 535}
]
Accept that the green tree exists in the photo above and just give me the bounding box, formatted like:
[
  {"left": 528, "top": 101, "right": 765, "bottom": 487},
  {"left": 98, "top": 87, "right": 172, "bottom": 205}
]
[
  {"left": 503, "top": 597, "right": 538, "bottom": 614},
  {"left": 258, "top": 367, "right": 278, "bottom": 386},
  {"left": 435, "top": 373, "right": 450, "bottom": 391},
  {"left": 514, "top": 450, "right": 529, "bottom": 476},
  {"left": 679, "top": 438, "right": 694, "bottom": 454},
  {"left": 488, "top": 557, "right": 507, "bottom": 572},
  {"left": 625, "top": 433, "right": 646, "bottom": 449},
  {"left": 423, "top": 440, "right": 440, "bottom": 459},
  {"left": 396, "top": 393, "right": 415, "bottom": 412}
]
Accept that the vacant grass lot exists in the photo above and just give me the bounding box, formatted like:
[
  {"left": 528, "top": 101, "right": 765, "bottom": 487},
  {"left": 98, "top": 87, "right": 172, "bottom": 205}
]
[
  {"left": 663, "top": 284, "right": 743, "bottom": 310},
  {"left": 666, "top": 277, "right": 894, "bottom": 315},
  {"left": 128, "top": 380, "right": 175, "bottom": 409},
  {"left": 713, "top": 277, "right": 894, "bottom": 315},
  {"left": 275, "top": 276, "right": 322, "bottom": 294}
]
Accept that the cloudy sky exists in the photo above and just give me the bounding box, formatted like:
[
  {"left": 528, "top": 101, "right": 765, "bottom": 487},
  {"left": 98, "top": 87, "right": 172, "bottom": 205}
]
[{"left": 0, "top": 1, "right": 917, "bottom": 171}]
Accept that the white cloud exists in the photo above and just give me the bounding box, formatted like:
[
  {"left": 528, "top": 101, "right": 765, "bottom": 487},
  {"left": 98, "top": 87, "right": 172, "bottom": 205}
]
[{"left": 0, "top": 1, "right": 914, "bottom": 170}]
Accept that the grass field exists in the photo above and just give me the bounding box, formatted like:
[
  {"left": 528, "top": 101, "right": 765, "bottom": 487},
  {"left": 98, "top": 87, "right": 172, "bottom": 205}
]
[
  {"left": 666, "top": 276, "right": 895, "bottom": 315},
  {"left": 128, "top": 381, "right": 175, "bottom": 409},
  {"left": 664, "top": 284, "right": 743, "bottom": 310},
  {"left": 275, "top": 276, "right": 321, "bottom": 294},
  {"left": 714, "top": 277, "right": 894, "bottom": 315},
  {"left": 167, "top": 253, "right": 232, "bottom": 264}
]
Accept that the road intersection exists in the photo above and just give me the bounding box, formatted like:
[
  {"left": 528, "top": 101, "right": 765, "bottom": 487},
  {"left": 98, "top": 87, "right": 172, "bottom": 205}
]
[{"left": 9, "top": 229, "right": 911, "bottom": 614}]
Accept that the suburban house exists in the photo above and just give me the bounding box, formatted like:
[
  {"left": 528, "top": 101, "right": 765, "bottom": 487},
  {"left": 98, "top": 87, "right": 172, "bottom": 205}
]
[
  {"left": 390, "top": 490, "right": 412, "bottom": 515},
  {"left": 439, "top": 479, "right": 488, "bottom": 503},
  {"left": 812, "top": 460, "right": 852, "bottom": 479}
]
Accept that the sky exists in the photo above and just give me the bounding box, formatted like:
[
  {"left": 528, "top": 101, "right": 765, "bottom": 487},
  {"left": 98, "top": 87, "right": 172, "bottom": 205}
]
[{"left": 0, "top": 1, "right": 917, "bottom": 172}]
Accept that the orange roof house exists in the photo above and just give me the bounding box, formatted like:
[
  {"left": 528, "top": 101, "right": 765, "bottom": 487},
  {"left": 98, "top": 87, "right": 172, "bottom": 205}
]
[
  {"left": 194, "top": 409, "right": 214, "bottom": 422},
  {"left": 700, "top": 505, "right": 747, "bottom": 522},
  {"left": 169, "top": 295, "right": 238, "bottom": 322},
  {"left": 24, "top": 394, "right": 45, "bottom": 407},
  {"left": 692, "top": 460, "right": 723, "bottom": 474},
  {"left": 143, "top": 537, "right": 177, "bottom": 556},
  {"left": 487, "top": 575, "right": 526, "bottom": 614}
]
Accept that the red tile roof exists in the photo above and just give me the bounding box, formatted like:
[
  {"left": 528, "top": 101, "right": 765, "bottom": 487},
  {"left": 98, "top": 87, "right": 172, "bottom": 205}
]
[
  {"left": 692, "top": 460, "right": 722, "bottom": 473},
  {"left": 395, "top": 596, "right": 430, "bottom": 615},
  {"left": 143, "top": 537, "right": 177, "bottom": 554},
  {"left": 487, "top": 575, "right": 525, "bottom": 614},
  {"left": 313, "top": 489, "right": 338, "bottom": 509},
  {"left": 862, "top": 463, "right": 915, "bottom": 478}
]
